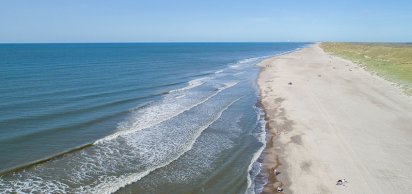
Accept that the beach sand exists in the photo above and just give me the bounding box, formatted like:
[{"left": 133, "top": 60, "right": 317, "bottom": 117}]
[{"left": 258, "top": 44, "right": 412, "bottom": 194}]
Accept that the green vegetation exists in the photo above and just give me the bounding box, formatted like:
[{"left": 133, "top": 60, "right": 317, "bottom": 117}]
[{"left": 321, "top": 42, "right": 412, "bottom": 94}]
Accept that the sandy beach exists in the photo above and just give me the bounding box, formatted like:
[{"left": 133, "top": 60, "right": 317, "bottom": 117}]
[{"left": 258, "top": 44, "right": 412, "bottom": 194}]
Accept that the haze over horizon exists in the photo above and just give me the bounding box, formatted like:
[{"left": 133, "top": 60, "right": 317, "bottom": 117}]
[{"left": 1, "top": 0, "right": 411, "bottom": 43}]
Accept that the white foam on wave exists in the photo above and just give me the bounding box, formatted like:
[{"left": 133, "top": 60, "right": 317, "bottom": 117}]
[
  {"left": 229, "top": 56, "right": 269, "bottom": 70},
  {"left": 0, "top": 175, "right": 70, "bottom": 194},
  {"left": 229, "top": 64, "right": 242, "bottom": 69},
  {"left": 245, "top": 106, "right": 267, "bottom": 194},
  {"left": 0, "top": 84, "right": 242, "bottom": 194},
  {"left": 169, "top": 77, "right": 206, "bottom": 93},
  {"left": 175, "top": 94, "right": 186, "bottom": 99},
  {"left": 234, "top": 71, "right": 246, "bottom": 76},
  {"left": 214, "top": 69, "right": 224, "bottom": 74},
  {"left": 94, "top": 81, "right": 239, "bottom": 145},
  {"left": 78, "top": 97, "right": 242, "bottom": 194},
  {"left": 231, "top": 47, "right": 310, "bottom": 71},
  {"left": 239, "top": 58, "right": 261, "bottom": 64}
]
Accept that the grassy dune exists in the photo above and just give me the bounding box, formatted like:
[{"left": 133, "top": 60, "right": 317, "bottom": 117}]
[{"left": 321, "top": 42, "right": 412, "bottom": 94}]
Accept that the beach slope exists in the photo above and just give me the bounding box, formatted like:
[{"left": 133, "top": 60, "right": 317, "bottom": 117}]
[{"left": 258, "top": 44, "right": 412, "bottom": 194}]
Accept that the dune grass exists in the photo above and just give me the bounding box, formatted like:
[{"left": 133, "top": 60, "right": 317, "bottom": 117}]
[{"left": 321, "top": 42, "right": 412, "bottom": 94}]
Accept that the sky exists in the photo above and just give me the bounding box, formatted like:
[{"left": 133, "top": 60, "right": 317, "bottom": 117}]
[{"left": 0, "top": 0, "right": 411, "bottom": 43}]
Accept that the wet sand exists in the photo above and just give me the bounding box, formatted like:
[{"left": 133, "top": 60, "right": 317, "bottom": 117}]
[{"left": 257, "top": 44, "right": 412, "bottom": 194}]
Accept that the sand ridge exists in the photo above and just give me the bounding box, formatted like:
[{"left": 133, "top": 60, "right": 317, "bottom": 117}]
[{"left": 258, "top": 44, "right": 412, "bottom": 194}]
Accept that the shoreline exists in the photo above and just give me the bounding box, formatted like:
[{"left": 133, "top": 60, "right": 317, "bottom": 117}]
[
  {"left": 256, "top": 44, "right": 312, "bottom": 194},
  {"left": 257, "top": 44, "right": 412, "bottom": 193},
  {"left": 256, "top": 60, "right": 285, "bottom": 194}
]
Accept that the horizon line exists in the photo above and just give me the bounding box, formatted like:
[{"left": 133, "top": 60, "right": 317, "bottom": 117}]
[{"left": 0, "top": 41, "right": 411, "bottom": 44}]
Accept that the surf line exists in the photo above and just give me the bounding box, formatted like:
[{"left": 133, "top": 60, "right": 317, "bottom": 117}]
[
  {"left": 79, "top": 96, "right": 244, "bottom": 194},
  {"left": 94, "top": 81, "right": 240, "bottom": 144},
  {"left": 245, "top": 105, "right": 267, "bottom": 193},
  {"left": 0, "top": 82, "right": 240, "bottom": 178},
  {"left": 0, "top": 143, "right": 93, "bottom": 176}
]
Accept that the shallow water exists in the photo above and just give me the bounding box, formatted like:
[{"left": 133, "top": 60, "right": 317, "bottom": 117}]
[{"left": 0, "top": 43, "right": 307, "bottom": 193}]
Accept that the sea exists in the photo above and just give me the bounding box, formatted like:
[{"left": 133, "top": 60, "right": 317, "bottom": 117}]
[{"left": 0, "top": 43, "right": 308, "bottom": 193}]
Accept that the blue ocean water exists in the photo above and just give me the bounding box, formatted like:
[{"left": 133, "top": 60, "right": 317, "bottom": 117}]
[{"left": 0, "top": 43, "right": 307, "bottom": 193}]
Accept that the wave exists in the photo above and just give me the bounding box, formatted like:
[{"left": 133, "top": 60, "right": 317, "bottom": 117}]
[
  {"left": 229, "top": 47, "right": 309, "bottom": 71},
  {"left": 0, "top": 68, "right": 238, "bottom": 174},
  {"left": 0, "top": 108, "right": 128, "bottom": 145},
  {"left": 229, "top": 56, "right": 270, "bottom": 70},
  {"left": 0, "top": 143, "right": 93, "bottom": 176},
  {"left": 214, "top": 69, "right": 224, "bottom": 74},
  {"left": 0, "top": 93, "right": 159, "bottom": 129},
  {"left": 1, "top": 77, "right": 187, "bottom": 108},
  {"left": 175, "top": 94, "right": 186, "bottom": 99},
  {"left": 169, "top": 77, "right": 207, "bottom": 93},
  {"left": 0, "top": 83, "right": 242, "bottom": 194},
  {"left": 94, "top": 81, "right": 239, "bottom": 144},
  {"left": 245, "top": 106, "right": 266, "bottom": 194},
  {"left": 82, "top": 97, "right": 242, "bottom": 194}
]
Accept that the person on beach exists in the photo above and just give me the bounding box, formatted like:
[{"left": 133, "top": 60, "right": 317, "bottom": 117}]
[
  {"left": 336, "top": 179, "right": 348, "bottom": 186},
  {"left": 277, "top": 186, "right": 284, "bottom": 192},
  {"left": 274, "top": 168, "right": 280, "bottom": 176}
]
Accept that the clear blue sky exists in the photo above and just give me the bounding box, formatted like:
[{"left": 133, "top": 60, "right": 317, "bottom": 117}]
[{"left": 1, "top": 0, "right": 411, "bottom": 43}]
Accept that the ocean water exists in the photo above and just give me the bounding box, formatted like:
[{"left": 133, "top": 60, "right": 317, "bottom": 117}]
[{"left": 0, "top": 43, "right": 307, "bottom": 193}]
